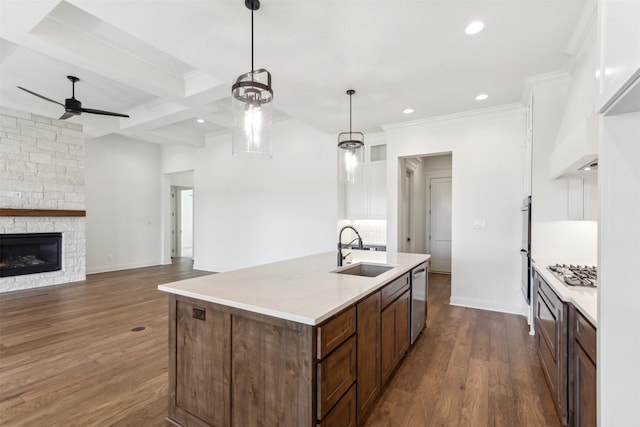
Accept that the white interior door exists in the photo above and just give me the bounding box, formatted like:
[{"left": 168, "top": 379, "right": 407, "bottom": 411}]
[{"left": 430, "top": 177, "right": 452, "bottom": 273}]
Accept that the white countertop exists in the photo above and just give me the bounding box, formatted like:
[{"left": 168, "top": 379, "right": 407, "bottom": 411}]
[
  {"left": 158, "top": 250, "right": 430, "bottom": 326},
  {"left": 532, "top": 257, "right": 597, "bottom": 326}
]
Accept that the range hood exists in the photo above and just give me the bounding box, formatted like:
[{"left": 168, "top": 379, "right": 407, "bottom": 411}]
[{"left": 549, "top": 115, "right": 598, "bottom": 179}]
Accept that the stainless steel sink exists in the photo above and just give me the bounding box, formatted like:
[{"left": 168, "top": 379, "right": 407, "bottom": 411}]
[{"left": 334, "top": 263, "right": 393, "bottom": 277}]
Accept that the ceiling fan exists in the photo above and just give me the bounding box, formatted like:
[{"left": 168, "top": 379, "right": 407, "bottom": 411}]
[{"left": 17, "top": 75, "right": 130, "bottom": 120}]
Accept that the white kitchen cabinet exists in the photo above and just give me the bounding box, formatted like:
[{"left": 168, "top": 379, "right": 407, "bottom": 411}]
[
  {"left": 597, "top": 0, "right": 640, "bottom": 113},
  {"left": 567, "top": 175, "right": 598, "bottom": 221},
  {"left": 345, "top": 162, "right": 386, "bottom": 219}
]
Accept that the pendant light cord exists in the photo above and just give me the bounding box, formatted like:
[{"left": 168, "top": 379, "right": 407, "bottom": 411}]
[
  {"left": 349, "top": 92, "right": 353, "bottom": 137},
  {"left": 251, "top": 8, "right": 254, "bottom": 73}
]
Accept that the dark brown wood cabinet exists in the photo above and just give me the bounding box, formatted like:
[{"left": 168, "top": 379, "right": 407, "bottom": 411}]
[
  {"left": 168, "top": 268, "right": 420, "bottom": 427},
  {"left": 171, "top": 299, "right": 232, "bottom": 427},
  {"left": 356, "top": 291, "right": 381, "bottom": 424},
  {"left": 381, "top": 289, "right": 410, "bottom": 385},
  {"left": 569, "top": 306, "right": 597, "bottom": 427},
  {"left": 533, "top": 271, "right": 568, "bottom": 425},
  {"left": 169, "top": 295, "right": 314, "bottom": 427},
  {"left": 317, "top": 336, "right": 357, "bottom": 420},
  {"left": 318, "top": 384, "right": 357, "bottom": 427}
]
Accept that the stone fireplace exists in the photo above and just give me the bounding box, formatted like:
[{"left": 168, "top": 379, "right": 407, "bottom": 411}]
[{"left": 0, "top": 107, "right": 86, "bottom": 292}]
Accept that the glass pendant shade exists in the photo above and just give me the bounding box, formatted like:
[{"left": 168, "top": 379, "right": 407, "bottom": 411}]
[
  {"left": 232, "top": 69, "right": 273, "bottom": 158},
  {"left": 338, "top": 89, "right": 365, "bottom": 183},
  {"left": 338, "top": 132, "right": 364, "bottom": 183}
]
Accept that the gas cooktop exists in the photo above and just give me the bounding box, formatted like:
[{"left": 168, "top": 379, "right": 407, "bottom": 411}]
[{"left": 547, "top": 264, "right": 597, "bottom": 288}]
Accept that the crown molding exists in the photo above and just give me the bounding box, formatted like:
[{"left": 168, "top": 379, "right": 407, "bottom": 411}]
[
  {"left": 521, "top": 70, "right": 571, "bottom": 104},
  {"left": 565, "top": 0, "right": 597, "bottom": 57},
  {"left": 382, "top": 103, "right": 525, "bottom": 132}
]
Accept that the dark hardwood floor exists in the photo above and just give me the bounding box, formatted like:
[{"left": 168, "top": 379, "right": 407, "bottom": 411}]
[
  {"left": 0, "top": 262, "right": 560, "bottom": 426},
  {"left": 364, "top": 273, "right": 561, "bottom": 427},
  {"left": 0, "top": 258, "right": 211, "bottom": 427}
]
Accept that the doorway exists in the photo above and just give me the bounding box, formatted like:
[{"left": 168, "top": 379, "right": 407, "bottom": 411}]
[
  {"left": 166, "top": 170, "right": 195, "bottom": 262},
  {"left": 177, "top": 187, "right": 193, "bottom": 258},
  {"left": 170, "top": 186, "right": 194, "bottom": 259},
  {"left": 398, "top": 154, "right": 452, "bottom": 272}
]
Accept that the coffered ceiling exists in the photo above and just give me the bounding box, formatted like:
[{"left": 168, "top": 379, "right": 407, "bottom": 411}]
[{"left": 0, "top": 0, "right": 588, "bottom": 147}]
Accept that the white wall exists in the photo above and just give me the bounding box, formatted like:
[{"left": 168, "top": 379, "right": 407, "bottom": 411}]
[
  {"left": 385, "top": 106, "right": 526, "bottom": 314},
  {"left": 162, "top": 118, "right": 337, "bottom": 272},
  {"left": 85, "top": 135, "right": 162, "bottom": 273}
]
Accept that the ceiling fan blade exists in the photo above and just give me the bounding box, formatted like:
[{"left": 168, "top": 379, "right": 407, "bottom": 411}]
[
  {"left": 59, "top": 112, "right": 75, "bottom": 120},
  {"left": 80, "top": 107, "right": 130, "bottom": 118},
  {"left": 17, "top": 86, "right": 65, "bottom": 107}
]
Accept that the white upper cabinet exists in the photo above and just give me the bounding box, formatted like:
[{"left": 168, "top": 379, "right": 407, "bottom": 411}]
[
  {"left": 597, "top": 0, "right": 640, "bottom": 112},
  {"left": 345, "top": 144, "right": 387, "bottom": 220}
]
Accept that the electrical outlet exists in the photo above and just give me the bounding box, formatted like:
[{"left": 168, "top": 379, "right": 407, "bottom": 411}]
[
  {"left": 472, "top": 220, "right": 487, "bottom": 229},
  {"left": 10, "top": 191, "right": 22, "bottom": 198},
  {"left": 192, "top": 307, "right": 206, "bottom": 321}
]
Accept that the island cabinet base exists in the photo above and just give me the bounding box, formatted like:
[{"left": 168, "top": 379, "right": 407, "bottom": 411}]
[{"left": 168, "top": 295, "right": 315, "bottom": 427}]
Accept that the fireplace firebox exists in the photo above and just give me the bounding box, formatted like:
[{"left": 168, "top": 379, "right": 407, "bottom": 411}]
[{"left": 0, "top": 233, "right": 62, "bottom": 277}]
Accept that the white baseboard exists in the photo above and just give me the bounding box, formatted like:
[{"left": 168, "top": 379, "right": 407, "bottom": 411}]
[
  {"left": 449, "top": 296, "right": 527, "bottom": 316},
  {"left": 86, "top": 260, "right": 161, "bottom": 275}
]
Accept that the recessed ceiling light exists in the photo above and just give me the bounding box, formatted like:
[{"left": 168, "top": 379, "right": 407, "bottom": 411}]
[
  {"left": 403, "top": 108, "right": 414, "bottom": 114},
  {"left": 196, "top": 118, "right": 205, "bottom": 123},
  {"left": 475, "top": 93, "right": 489, "bottom": 101},
  {"left": 465, "top": 21, "right": 485, "bottom": 35}
]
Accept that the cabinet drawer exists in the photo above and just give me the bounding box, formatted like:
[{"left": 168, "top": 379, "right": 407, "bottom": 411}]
[
  {"left": 316, "top": 336, "right": 356, "bottom": 420},
  {"left": 538, "top": 276, "right": 562, "bottom": 309},
  {"left": 537, "top": 324, "right": 558, "bottom": 399},
  {"left": 381, "top": 273, "right": 410, "bottom": 309},
  {"left": 317, "top": 384, "right": 356, "bottom": 427},
  {"left": 536, "top": 291, "right": 558, "bottom": 359},
  {"left": 316, "top": 306, "right": 356, "bottom": 359},
  {"left": 575, "top": 310, "right": 597, "bottom": 364}
]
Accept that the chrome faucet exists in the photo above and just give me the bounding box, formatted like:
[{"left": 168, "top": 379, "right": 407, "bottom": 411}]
[{"left": 337, "top": 225, "right": 363, "bottom": 266}]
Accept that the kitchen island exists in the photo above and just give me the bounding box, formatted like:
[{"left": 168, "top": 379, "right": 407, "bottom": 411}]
[{"left": 159, "top": 250, "right": 429, "bottom": 427}]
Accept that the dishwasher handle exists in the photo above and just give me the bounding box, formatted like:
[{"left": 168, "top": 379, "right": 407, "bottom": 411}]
[{"left": 412, "top": 268, "right": 427, "bottom": 278}]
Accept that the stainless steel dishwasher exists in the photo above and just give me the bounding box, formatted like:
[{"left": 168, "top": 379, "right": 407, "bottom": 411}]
[{"left": 410, "top": 262, "right": 428, "bottom": 344}]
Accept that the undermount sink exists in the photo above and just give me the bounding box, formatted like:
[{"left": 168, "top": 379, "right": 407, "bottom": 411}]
[{"left": 334, "top": 263, "right": 394, "bottom": 277}]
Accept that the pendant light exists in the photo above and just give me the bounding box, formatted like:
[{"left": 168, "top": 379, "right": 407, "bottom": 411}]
[
  {"left": 231, "top": 0, "right": 273, "bottom": 158},
  {"left": 338, "top": 89, "right": 364, "bottom": 183}
]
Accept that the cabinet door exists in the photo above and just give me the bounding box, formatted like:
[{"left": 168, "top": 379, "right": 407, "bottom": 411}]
[
  {"left": 574, "top": 344, "right": 597, "bottom": 427},
  {"left": 174, "top": 300, "right": 231, "bottom": 426},
  {"left": 345, "top": 162, "right": 387, "bottom": 219},
  {"left": 381, "top": 291, "right": 411, "bottom": 385},
  {"left": 367, "top": 162, "right": 387, "bottom": 218},
  {"left": 380, "top": 303, "right": 396, "bottom": 384},
  {"left": 597, "top": 0, "right": 640, "bottom": 111},
  {"left": 394, "top": 291, "right": 410, "bottom": 362},
  {"left": 357, "top": 292, "right": 380, "bottom": 423},
  {"left": 345, "top": 174, "right": 367, "bottom": 219}
]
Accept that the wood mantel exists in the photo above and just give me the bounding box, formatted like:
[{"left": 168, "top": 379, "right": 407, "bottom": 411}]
[{"left": 0, "top": 208, "right": 86, "bottom": 217}]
